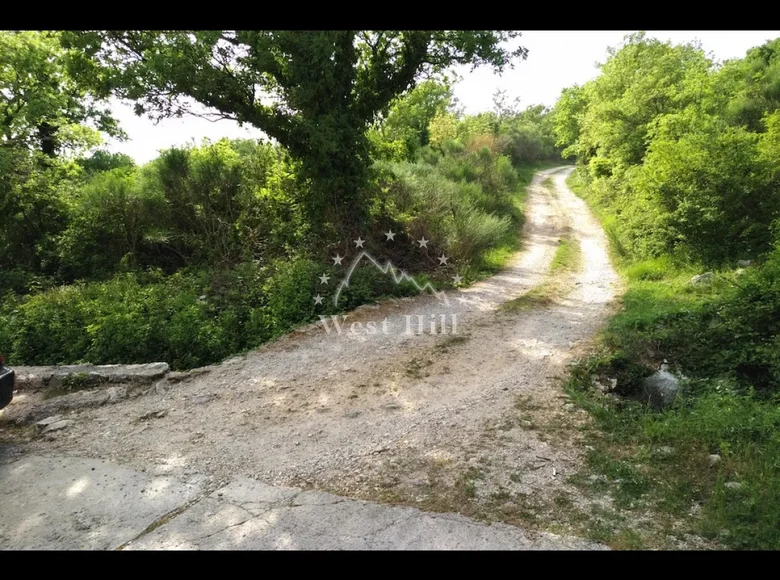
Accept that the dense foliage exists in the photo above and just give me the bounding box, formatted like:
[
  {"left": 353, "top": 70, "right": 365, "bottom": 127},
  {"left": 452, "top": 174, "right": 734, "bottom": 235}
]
[
  {"left": 0, "top": 31, "right": 560, "bottom": 370},
  {"left": 554, "top": 32, "right": 780, "bottom": 266},
  {"left": 556, "top": 33, "right": 780, "bottom": 549},
  {"left": 63, "top": 31, "right": 528, "bottom": 236}
]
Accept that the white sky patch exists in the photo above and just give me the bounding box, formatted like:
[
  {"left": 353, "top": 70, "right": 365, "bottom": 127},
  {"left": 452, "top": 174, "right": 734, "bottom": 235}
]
[{"left": 104, "top": 31, "right": 780, "bottom": 165}]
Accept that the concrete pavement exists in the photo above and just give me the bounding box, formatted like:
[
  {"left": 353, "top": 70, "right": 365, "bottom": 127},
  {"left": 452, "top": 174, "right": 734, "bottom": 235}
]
[{"left": 0, "top": 453, "right": 605, "bottom": 550}]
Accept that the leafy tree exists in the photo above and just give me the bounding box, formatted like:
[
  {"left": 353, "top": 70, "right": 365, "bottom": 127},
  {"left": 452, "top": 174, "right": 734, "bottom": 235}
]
[
  {"left": 564, "top": 32, "right": 712, "bottom": 177},
  {"left": 373, "top": 79, "right": 454, "bottom": 160},
  {"left": 637, "top": 108, "right": 779, "bottom": 263},
  {"left": 0, "top": 31, "right": 120, "bottom": 156},
  {"left": 57, "top": 167, "right": 165, "bottom": 279},
  {"left": 716, "top": 38, "right": 780, "bottom": 132},
  {"left": 77, "top": 149, "right": 136, "bottom": 175},
  {"left": 457, "top": 112, "right": 500, "bottom": 142},
  {"left": 0, "top": 31, "right": 120, "bottom": 281},
  {"left": 428, "top": 112, "right": 459, "bottom": 149},
  {"left": 500, "top": 104, "right": 560, "bottom": 164},
  {"left": 63, "top": 30, "right": 527, "bottom": 235}
]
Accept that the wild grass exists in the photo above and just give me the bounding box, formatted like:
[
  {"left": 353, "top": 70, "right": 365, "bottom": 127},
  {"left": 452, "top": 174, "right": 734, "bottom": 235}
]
[{"left": 562, "top": 167, "right": 780, "bottom": 550}]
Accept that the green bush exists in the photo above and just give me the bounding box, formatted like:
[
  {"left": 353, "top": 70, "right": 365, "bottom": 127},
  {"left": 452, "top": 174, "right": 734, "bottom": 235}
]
[
  {"left": 376, "top": 140, "right": 518, "bottom": 267},
  {"left": 261, "top": 256, "right": 321, "bottom": 335}
]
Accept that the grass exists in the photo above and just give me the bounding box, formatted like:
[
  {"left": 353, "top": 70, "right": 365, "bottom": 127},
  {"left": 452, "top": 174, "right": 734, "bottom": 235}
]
[
  {"left": 550, "top": 235, "right": 582, "bottom": 274},
  {"left": 560, "top": 167, "right": 780, "bottom": 550},
  {"left": 461, "top": 160, "right": 565, "bottom": 283},
  {"left": 41, "top": 372, "right": 92, "bottom": 400},
  {"left": 501, "top": 183, "right": 582, "bottom": 314},
  {"left": 501, "top": 284, "right": 556, "bottom": 312}
]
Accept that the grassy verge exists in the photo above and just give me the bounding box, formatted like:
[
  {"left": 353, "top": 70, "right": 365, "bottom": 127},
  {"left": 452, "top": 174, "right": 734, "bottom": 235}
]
[
  {"left": 462, "top": 161, "right": 564, "bottom": 284},
  {"left": 561, "top": 168, "right": 780, "bottom": 550},
  {"left": 502, "top": 175, "right": 580, "bottom": 313}
]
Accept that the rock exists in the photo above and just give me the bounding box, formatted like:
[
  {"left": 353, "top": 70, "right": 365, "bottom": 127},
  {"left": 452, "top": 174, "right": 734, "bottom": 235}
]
[
  {"left": 14, "top": 362, "right": 171, "bottom": 393},
  {"left": 191, "top": 394, "right": 213, "bottom": 405},
  {"left": 345, "top": 411, "right": 361, "bottom": 419},
  {"left": 34, "top": 415, "right": 63, "bottom": 428},
  {"left": 594, "top": 377, "right": 619, "bottom": 394},
  {"left": 166, "top": 371, "right": 189, "bottom": 383},
  {"left": 642, "top": 363, "right": 681, "bottom": 409},
  {"left": 105, "top": 386, "right": 126, "bottom": 404},
  {"left": 41, "top": 419, "right": 73, "bottom": 434},
  {"left": 382, "top": 403, "right": 402, "bottom": 410},
  {"left": 563, "top": 403, "right": 576, "bottom": 412},
  {"left": 520, "top": 420, "right": 534, "bottom": 429},
  {"left": 656, "top": 446, "right": 674, "bottom": 456},
  {"left": 138, "top": 410, "right": 167, "bottom": 422},
  {"left": 120, "top": 363, "right": 169, "bottom": 381},
  {"left": 16, "top": 373, "right": 44, "bottom": 390},
  {"left": 736, "top": 260, "right": 752, "bottom": 268},
  {"left": 724, "top": 481, "right": 742, "bottom": 490},
  {"left": 708, "top": 454, "right": 722, "bottom": 466},
  {"left": 689, "top": 272, "right": 713, "bottom": 286}
]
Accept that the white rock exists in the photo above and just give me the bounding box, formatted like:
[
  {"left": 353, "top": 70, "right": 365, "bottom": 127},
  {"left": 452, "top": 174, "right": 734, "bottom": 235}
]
[
  {"left": 689, "top": 272, "right": 713, "bottom": 285},
  {"left": 41, "top": 419, "right": 73, "bottom": 434},
  {"left": 34, "top": 415, "right": 63, "bottom": 427},
  {"left": 643, "top": 363, "right": 681, "bottom": 408}
]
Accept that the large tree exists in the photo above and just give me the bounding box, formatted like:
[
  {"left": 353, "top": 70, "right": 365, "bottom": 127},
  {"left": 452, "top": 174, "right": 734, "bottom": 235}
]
[
  {"left": 63, "top": 31, "right": 527, "bottom": 236},
  {"left": 0, "top": 31, "right": 121, "bottom": 279},
  {"left": 1, "top": 31, "right": 120, "bottom": 157}
]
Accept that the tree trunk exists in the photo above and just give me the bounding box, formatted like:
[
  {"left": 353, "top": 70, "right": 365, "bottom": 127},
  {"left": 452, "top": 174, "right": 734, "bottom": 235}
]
[{"left": 37, "top": 122, "right": 58, "bottom": 157}]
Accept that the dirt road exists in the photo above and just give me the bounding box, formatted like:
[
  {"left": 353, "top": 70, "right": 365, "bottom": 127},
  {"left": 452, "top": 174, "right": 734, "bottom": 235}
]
[{"left": 3, "top": 166, "right": 622, "bottom": 547}]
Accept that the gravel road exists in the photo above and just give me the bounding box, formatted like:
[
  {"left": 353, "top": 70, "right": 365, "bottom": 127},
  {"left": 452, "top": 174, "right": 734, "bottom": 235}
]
[{"left": 7, "top": 166, "right": 622, "bottom": 543}]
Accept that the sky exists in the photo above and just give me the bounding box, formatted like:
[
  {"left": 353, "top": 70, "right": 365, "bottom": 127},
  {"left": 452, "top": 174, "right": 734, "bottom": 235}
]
[{"left": 104, "top": 31, "right": 780, "bottom": 165}]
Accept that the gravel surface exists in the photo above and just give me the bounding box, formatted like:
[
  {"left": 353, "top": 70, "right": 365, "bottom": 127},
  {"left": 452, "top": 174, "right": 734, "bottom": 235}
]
[{"left": 9, "top": 166, "right": 622, "bottom": 535}]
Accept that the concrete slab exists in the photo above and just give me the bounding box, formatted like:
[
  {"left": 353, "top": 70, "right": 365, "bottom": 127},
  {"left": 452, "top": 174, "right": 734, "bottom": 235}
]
[
  {"left": 0, "top": 457, "right": 606, "bottom": 550},
  {"left": 126, "top": 476, "right": 606, "bottom": 551},
  {"left": 14, "top": 363, "right": 170, "bottom": 391},
  {"left": 0, "top": 455, "right": 203, "bottom": 550}
]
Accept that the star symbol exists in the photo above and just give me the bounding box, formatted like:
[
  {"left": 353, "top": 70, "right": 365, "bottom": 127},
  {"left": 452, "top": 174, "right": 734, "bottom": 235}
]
[
  {"left": 332, "top": 254, "right": 344, "bottom": 266},
  {"left": 354, "top": 237, "right": 365, "bottom": 248},
  {"left": 453, "top": 273, "right": 462, "bottom": 284},
  {"left": 417, "top": 237, "right": 429, "bottom": 248},
  {"left": 314, "top": 294, "right": 324, "bottom": 305},
  {"left": 438, "top": 254, "right": 449, "bottom": 265},
  {"left": 319, "top": 274, "right": 330, "bottom": 285},
  {"left": 385, "top": 230, "right": 396, "bottom": 241}
]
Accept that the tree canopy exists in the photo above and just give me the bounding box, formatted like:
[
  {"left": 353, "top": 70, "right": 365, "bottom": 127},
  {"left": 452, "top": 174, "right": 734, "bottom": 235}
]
[
  {"left": 1, "top": 31, "right": 120, "bottom": 157},
  {"left": 63, "top": 31, "right": 527, "bottom": 234}
]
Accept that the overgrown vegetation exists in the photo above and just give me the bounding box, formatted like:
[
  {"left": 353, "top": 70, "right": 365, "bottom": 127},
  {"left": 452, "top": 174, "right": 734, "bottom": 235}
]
[
  {"left": 0, "top": 31, "right": 561, "bottom": 371},
  {"left": 554, "top": 32, "right": 780, "bottom": 549}
]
